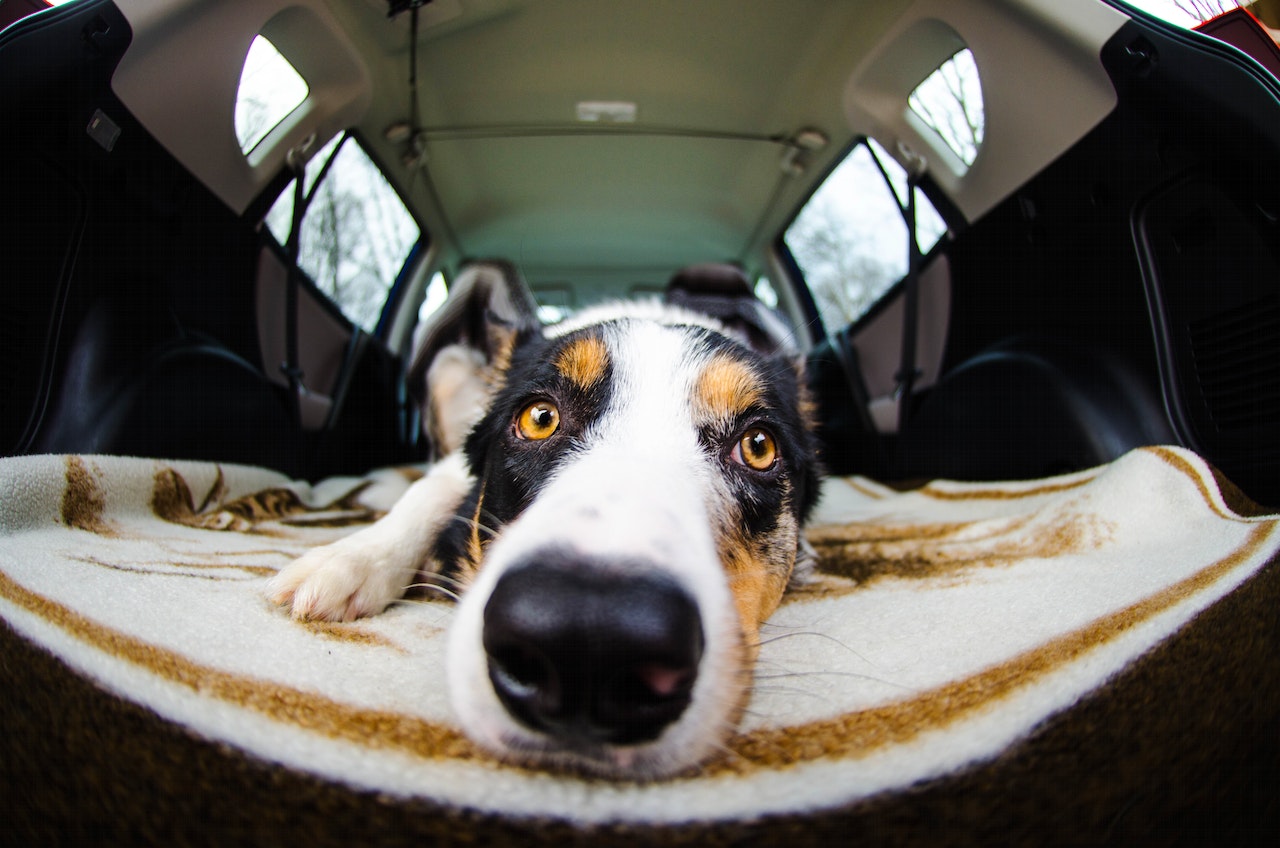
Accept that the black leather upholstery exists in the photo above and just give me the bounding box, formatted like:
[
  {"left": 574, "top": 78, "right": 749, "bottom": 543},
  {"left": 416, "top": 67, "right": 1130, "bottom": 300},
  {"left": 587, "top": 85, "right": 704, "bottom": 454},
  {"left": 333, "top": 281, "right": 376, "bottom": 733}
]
[
  {"left": 894, "top": 338, "right": 1175, "bottom": 482},
  {"left": 34, "top": 291, "right": 298, "bottom": 473}
]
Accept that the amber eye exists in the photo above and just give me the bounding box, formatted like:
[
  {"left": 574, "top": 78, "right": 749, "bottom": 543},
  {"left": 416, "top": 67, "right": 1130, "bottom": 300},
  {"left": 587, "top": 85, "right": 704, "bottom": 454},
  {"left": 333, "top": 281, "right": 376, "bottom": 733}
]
[
  {"left": 516, "top": 401, "right": 560, "bottom": 440},
  {"left": 733, "top": 427, "right": 778, "bottom": 471}
]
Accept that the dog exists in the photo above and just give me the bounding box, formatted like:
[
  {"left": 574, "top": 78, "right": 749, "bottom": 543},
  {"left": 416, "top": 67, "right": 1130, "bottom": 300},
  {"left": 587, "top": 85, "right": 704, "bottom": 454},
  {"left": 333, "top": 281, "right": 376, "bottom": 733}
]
[{"left": 268, "top": 262, "right": 822, "bottom": 779}]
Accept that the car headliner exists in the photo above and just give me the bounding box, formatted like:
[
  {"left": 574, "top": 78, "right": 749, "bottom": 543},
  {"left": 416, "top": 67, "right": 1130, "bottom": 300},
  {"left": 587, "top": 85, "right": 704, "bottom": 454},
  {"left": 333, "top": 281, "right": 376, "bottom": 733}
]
[{"left": 108, "top": 0, "right": 1128, "bottom": 296}]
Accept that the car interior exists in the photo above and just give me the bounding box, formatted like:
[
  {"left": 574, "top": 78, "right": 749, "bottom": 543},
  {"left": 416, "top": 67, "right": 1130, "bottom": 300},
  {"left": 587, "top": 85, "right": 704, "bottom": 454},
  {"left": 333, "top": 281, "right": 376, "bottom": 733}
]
[{"left": 3, "top": 0, "right": 1278, "bottom": 508}]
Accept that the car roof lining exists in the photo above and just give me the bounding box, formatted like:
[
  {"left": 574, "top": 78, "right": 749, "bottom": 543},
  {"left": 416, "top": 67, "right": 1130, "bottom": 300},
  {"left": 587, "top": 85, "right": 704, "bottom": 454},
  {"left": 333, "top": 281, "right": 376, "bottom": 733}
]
[{"left": 108, "top": 0, "right": 1129, "bottom": 285}]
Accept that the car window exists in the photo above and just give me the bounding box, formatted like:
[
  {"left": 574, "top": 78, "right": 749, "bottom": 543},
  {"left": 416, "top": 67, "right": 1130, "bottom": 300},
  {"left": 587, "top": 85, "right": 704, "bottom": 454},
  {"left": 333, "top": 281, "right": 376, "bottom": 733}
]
[
  {"left": 265, "top": 135, "right": 422, "bottom": 334},
  {"left": 784, "top": 140, "right": 946, "bottom": 331},
  {"left": 1120, "top": 0, "right": 1223, "bottom": 28},
  {"left": 908, "top": 47, "right": 984, "bottom": 170},
  {"left": 532, "top": 287, "right": 575, "bottom": 323},
  {"left": 234, "top": 35, "right": 308, "bottom": 155},
  {"left": 753, "top": 275, "right": 779, "bottom": 310},
  {"left": 418, "top": 271, "right": 448, "bottom": 324}
]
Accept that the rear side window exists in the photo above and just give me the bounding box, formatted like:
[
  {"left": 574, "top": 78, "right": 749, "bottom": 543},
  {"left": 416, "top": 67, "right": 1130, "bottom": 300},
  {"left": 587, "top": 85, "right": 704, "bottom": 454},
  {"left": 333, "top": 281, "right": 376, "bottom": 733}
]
[
  {"left": 785, "top": 140, "right": 946, "bottom": 330},
  {"left": 234, "top": 35, "right": 308, "bottom": 155},
  {"left": 266, "top": 135, "right": 421, "bottom": 333},
  {"left": 1120, "top": 1, "right": 1221, "bottom": 28},
  {"left": 532, "top": 287, "right": 575, "bottom": 323},
  {"left": 908, "top": 48, "right": 984, "bottom": 170}
]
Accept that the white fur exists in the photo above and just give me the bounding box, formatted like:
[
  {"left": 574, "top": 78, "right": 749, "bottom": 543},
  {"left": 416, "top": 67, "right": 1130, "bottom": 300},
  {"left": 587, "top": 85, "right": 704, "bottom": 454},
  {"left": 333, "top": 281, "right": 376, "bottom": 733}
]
[
  {"left": 545, "top": 298, "right": 729, "bottom": 340},
  {"left": 267, "top": 453, "right": 472, "bottom": 621},
  {"left": 269, "top": 307, "right": 782, "bottom": 778},
  {"left": 447, "top": 321, "right": 744, "bottom": 776}
]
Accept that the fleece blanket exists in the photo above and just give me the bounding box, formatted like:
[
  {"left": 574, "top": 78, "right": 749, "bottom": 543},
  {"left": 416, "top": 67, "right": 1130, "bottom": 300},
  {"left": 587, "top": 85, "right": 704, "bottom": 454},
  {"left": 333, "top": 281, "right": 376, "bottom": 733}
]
[{"left": 2, "top": 446, "right": 1278, "bottom": 845}]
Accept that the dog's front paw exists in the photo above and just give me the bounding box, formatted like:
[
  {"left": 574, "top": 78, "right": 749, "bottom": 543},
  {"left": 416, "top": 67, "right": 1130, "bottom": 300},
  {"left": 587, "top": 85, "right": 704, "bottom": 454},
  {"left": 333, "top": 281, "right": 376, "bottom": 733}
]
[{"left": 267, "top": 536, "right": 419, "bottom": 622}]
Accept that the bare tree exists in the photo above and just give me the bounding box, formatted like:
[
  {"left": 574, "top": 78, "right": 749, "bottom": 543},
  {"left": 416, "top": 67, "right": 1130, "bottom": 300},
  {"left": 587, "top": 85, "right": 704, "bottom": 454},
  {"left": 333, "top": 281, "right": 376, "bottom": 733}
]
[
  {"left": 1173, "top": 0, "right": 1248, "bottom": 21},
  {"left": 787, "top": 194, "right": 901, "bottom": 327},
  {"left": 289, "top": 140, "right": 421, "bottom": 332},
  {"left": 908, "top": 49, "right": 984, "bottom": 167}
]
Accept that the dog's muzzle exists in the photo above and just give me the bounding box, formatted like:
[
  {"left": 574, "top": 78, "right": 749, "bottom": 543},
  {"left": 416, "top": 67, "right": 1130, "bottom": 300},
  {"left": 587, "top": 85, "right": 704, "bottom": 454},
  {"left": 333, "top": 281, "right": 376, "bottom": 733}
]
[{"left": 481, "top": 552, "right": 704, "bottom": 747}]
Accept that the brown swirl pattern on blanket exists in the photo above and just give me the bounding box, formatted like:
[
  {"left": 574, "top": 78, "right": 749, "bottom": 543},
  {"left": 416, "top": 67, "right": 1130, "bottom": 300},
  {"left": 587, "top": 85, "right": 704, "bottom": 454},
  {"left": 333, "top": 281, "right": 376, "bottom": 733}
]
[
  {"left": 151, "top": 467, "right": 383, "bottom": 534},
  {"left": 808, "top": 511, "right": 1112, "bottom": 585},
  {"left": 3, "top": 517, "right": 1274, "bottom": 779},
  {"left": 13, "top": 452, "right": 1278, "bottom": 778},
  {"left": 62, "top": 457, "right": 385, "bottom": 539},
  {"left": 5, "top": 448, "right": 1277, "bottom": 844},
  {"left": 61, "top": 456, "right": 116, "bottom": 536},
  {"left": 0, "top": 565, "right": 478, "bottom": 761},
  {"left": 726, "top": 521, "right": 1276, "bottom": 772}
]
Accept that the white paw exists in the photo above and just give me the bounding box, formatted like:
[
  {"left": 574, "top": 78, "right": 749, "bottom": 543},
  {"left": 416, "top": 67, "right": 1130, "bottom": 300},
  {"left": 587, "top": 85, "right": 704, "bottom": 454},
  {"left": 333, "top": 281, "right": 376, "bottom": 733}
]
[{"left": 266, "top": 534, "right": 420, "bottom": 622}]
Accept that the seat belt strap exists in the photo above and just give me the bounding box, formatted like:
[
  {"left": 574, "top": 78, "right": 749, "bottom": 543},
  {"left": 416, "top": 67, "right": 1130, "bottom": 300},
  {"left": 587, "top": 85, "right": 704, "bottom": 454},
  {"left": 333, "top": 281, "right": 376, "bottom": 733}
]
[
  {"left": 895, "top": 170, "right": 923, "bottom": 433},
  {"left": 281, "top": 146, "right": 311, "bottom": 431}
]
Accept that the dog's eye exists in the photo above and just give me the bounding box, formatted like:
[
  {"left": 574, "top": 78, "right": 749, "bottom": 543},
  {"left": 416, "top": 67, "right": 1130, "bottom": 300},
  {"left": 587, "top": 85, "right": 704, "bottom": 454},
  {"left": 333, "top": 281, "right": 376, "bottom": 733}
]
[
  {"left": 515, "top": 401, "right": 560, "bottom": 440},
  {"left": 731, "top": 427, "right": 777, "bottom": 471}
]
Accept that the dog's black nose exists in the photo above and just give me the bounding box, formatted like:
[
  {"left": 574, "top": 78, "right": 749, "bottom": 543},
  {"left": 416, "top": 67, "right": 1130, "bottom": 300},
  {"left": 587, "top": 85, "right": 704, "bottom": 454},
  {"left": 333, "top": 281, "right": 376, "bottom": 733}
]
[{"left": 482, "top": 558, "right": 704, "bottom": 746}]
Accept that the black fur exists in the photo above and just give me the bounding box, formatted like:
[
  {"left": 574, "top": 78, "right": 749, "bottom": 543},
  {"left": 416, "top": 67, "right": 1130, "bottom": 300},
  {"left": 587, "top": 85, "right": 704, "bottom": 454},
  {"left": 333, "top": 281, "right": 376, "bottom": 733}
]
[
  {"left": 687, "top": 326, "right": 822, "bottom": 539},
  {"left": 435, "top": 326, "right": 616, "bottom": 572},
  {"left": 433, "top": 318, "right": 821, "bottom": 579}
]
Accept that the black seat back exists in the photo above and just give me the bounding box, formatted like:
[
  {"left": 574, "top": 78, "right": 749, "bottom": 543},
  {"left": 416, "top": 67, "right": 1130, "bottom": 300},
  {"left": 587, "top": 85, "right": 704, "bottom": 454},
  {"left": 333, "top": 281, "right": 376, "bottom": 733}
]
[{"left": 664, "top": 263, "right": 796, "bottom": 355}]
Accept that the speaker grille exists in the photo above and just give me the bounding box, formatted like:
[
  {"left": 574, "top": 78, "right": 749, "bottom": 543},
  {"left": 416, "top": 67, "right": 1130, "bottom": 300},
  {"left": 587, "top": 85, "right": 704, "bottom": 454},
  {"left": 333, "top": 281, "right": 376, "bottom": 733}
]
[{"left": 1187, "top": 297, "right": 1280, "bottom": 433}]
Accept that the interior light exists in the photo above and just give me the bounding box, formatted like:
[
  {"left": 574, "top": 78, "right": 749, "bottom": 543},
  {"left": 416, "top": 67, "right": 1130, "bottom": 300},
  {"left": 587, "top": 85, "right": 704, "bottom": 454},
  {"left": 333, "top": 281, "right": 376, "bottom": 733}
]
[{"left": 575, "top": 101, "right": 638, "bottom": 123}]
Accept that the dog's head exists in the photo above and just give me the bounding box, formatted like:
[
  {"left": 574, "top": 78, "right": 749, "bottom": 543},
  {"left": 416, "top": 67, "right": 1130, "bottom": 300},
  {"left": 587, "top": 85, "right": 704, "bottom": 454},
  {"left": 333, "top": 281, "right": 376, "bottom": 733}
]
[{"left": 419, "top": 265, "right": 821, "bottom": 779}]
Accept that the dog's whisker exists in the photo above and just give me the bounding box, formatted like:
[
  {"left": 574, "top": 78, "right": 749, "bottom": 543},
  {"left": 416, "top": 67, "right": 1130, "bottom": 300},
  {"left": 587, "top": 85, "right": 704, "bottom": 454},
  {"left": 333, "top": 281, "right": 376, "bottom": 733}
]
[
  {"left": 742, "top": 684, "right": 840, "bottom": 711},
  {"left": 276, "top": 287, "right": 827, "bottom": 780},
  {"left": 411, "top": 571, "right": 468, "bottom": 590},
  {"left": 752, "top": 625, "right": 874, "bottom": 666},
  {"left": 475, "top": 505, "right": 508, "bottom": 529},
  {"left": 395, "top": 596, "right": 457, "bottom": 609},
  {"left": 403, "top": 573, "right": 460, "bottom": 588},
  {"left": 402, "top": 580, "right": 462, "bottom": 602},
  {"left": 688, "top": 719, "right": 746, "bottom": 770},
  {"left": 446, "top": 512, "right": 500, "bottom": 540},
  {"left": 754, "top": 668, "right": 915, "bottom": 692}
]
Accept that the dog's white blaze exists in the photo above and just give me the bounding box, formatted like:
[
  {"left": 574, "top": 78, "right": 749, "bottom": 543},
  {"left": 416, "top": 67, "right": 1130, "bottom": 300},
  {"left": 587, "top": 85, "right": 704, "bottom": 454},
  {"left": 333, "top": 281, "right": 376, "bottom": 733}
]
[{"left": 448, "top": 321, "right": 744, "bottom": 777}]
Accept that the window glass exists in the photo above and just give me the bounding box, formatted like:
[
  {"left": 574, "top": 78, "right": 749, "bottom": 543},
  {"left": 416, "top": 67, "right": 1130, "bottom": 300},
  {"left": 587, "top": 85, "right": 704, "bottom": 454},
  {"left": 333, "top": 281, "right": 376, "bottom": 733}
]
[
  {"left": 532, "top": 287, "right": 575, "bottom": 324},
  {"left": 908, "top": 48, "right": 984, "bottom": 170},
  {"left": 235, "top": 36, "right": 308, "bottom": 155},
  {"left": 418, "top": 272, "right": 449, "bottom": 324},
  {"left": 266, "top": 136, "right": 421, "bottom": 333},
  {"left": 263, "top": 133, "right": 342, "bottom": 244},
  {"left": 868, "top": 138, "right": 948, "bottom": 250},
  {"left": 785, "top": 141, "right": 946, "bottom": 330},
  {"left": 753, "top": 276, "right": 779, "bottom": 310},
  {"left": 1120, "top": 0, "right": 1229, "bottom": 28}
]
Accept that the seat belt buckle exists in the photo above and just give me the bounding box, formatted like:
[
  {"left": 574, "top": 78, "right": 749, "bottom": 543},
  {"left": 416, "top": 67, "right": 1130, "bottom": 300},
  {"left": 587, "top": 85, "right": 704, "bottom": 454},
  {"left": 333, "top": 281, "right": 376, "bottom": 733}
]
[
  {"left": 893, "top": 366, "right": 924, "bottom": 400},
  {"left": 279, "top": 362, "right": 309, "bottom": 395}
]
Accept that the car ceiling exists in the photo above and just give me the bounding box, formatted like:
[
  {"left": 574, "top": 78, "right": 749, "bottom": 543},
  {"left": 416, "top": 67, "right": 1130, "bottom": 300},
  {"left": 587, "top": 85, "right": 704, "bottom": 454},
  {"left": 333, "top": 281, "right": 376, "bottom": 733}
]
[
  {"left": 325, "top": 0, "right": 903, "bottom": 287},
  {"left": 110, "top": 0, "right": 1129, "bottom": 293}
]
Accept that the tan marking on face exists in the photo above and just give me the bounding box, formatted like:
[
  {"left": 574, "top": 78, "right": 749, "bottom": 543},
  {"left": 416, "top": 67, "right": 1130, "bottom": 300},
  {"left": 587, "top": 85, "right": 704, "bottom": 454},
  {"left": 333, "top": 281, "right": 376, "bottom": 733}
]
[
  {"left": 461, "top": 485, "right": 488, "bottom": 582},
  {"left": 554, "top": 334, "right": 610, "bottom": 391},
  {"left": 721, "top": 523, "right": 797, "bottom": 642},
  {"left": 694, "top": 354, "right": 764, "bottom": 424}
]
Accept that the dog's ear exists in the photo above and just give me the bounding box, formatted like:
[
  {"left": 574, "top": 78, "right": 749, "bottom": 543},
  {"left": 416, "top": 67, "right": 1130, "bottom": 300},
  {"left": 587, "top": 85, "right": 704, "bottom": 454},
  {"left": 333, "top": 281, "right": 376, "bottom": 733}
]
[
  {"left": 771, "top": 348, "right": 825, "bottom": 522},
  {"left": 408, "top": 260, "right": 541, "bottom": 459}
]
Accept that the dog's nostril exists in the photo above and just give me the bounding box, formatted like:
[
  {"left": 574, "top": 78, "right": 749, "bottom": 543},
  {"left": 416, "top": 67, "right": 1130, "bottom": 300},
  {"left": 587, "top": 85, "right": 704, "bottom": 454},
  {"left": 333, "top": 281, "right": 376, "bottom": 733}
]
[
  {"left": 633, "top": 663, "right": 694, "bottom": 700},
  {"left": 482, "top": 557, "right": 703, "bottom": 746},
  {"left": 489, "top": 644, "right": 556, "bottom": 699}
]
